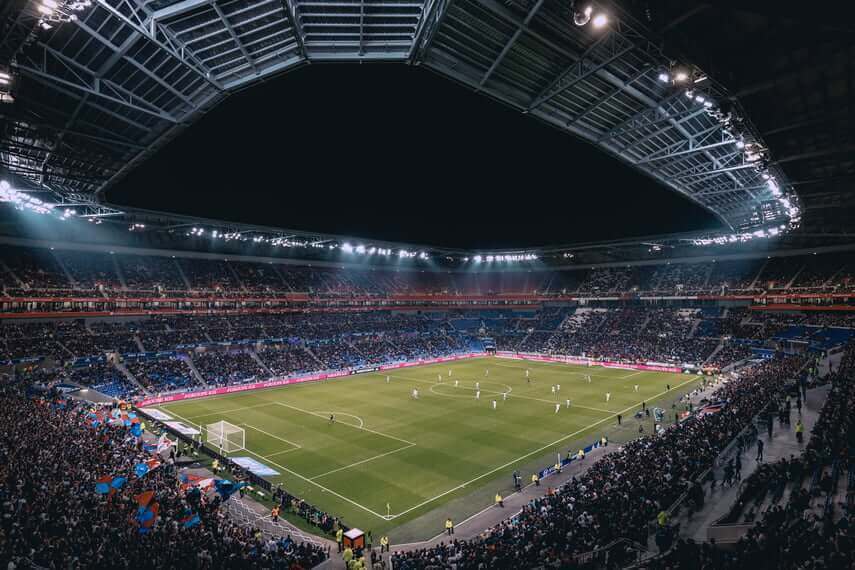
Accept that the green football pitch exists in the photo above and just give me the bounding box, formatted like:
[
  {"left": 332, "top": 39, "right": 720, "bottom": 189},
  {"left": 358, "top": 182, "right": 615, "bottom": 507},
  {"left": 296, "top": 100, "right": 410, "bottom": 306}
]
[{"left": 155, "top": 357, "right": 699, "bottom": 537}]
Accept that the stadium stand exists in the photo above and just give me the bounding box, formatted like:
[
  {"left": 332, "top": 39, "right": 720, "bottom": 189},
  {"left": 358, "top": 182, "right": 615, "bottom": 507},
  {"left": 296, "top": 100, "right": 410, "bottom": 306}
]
[{"left": 0, "top": 379, "right": 328, "bottom": 568}]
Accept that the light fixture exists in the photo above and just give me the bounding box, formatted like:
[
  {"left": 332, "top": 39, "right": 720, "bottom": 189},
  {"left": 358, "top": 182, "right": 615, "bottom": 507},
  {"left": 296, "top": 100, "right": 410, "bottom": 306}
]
[
  {"left": 572, "top": 2, "right": 593, "bottom": 26},
  {"left": 657, "top": 72, "right": 670, "bottom": 83},
  {"left": 591, "top": 13, "right": 608, "bottom": 28}
]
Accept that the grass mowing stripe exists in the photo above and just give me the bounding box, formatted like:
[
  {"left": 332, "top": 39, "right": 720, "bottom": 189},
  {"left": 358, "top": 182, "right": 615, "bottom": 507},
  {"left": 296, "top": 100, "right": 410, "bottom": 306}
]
[
  {"left": 159, "top": 407, "right": 393, "bottom": 520},
  {"left": 272, "top": 401, "right": 416, "bottom": 446},
  {"left": 310, "top": 443, "right": 417, "bottom": 480},
  {"left": 242, "top": 423, "right": 302, "bottom": 450},
  {"left": 390, "top": 373, "right": 614, "bottom": 414},
  {"left": 385, "top": 376, "right": 696, "bottom": 519},
  {"left": 155, "top": 357, "right": 699, "bottom": 534}
]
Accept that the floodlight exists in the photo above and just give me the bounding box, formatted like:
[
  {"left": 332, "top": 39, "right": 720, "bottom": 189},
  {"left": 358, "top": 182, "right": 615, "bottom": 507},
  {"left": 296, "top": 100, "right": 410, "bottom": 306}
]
[
  {"left": 674, "top": 70, "right": 689, "bottom": 83},
  {"left": 341, "top": 242, "right": 353, "bottom": 253},
  {"left": 573, "top": 3, "right": 592, "bottom": 26},
  {"left": 355, "top": 245, "right": 366, "bottom": 254},
  {"left": 473, "top": 255, "right": 482, "bottom": 263},
  {"left": 591, "top": 13, "right": 608, "bottom": 28},
  {"left": 657, "top": 72, "right": 670, "bottom": 83}
]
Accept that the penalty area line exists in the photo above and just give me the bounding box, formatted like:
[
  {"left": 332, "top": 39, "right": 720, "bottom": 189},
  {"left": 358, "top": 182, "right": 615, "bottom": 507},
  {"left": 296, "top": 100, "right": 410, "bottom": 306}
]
[{"left": 162, "top": 408, "right": 392, "bottom": 521}]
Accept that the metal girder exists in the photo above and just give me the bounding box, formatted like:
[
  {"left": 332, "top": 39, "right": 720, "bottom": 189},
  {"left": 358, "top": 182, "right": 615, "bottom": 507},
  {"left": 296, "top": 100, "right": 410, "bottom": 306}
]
[
  {"left": 617, "top": 107, "right": 708, "bottom": 153},
  {"left": 409, "top": 0, "right": 451, "bottom": 62},
  {"left": 477, "top": 0, "right": 544, "bottom": 88},
  {"left": 16, "top": 44, "right": 178, "bottom": 123},
  {"left": 73, "top": 18, "right": 199, "bottom": 111},
  {"left": 92, "top": 0, "right": 219, "bottom": 91},
  {"left": 281, "top": 0, "right": 308, "bottom": 59},
  {"left": 597, "top": 90, "right": 693, "bottom": 143},
  {"left": 210, "top": 1, "right": 259, "bottom": 76},
  {"left": 528, "top": 30, "right": 635, "bottom": 112},
  {"left": 150, "top": 0, "right": 212, "bottom": 21},
  {"left": 669, "top": 162, "right": 757, "bottom": 183},
  {"left": 695, "top": 183, "right": 772, "bottom": 197},
  {"left": 566, "top": 64, "right": 651, "bottom": 127},
  {"left": 636, "top": 139, "right": 738, "bottom": 165}
]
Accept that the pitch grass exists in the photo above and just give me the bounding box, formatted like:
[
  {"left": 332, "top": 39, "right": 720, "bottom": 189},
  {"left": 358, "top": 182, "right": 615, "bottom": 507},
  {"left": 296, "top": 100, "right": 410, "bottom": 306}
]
[{"left": 157, "top": 357, "right": 699, "bottom": 538}]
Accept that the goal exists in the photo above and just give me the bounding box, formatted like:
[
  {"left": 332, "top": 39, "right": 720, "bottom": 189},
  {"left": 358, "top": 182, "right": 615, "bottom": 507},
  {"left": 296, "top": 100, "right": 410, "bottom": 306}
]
[{"left": 205, "top": 420, "right": 245, "bottom": 453}]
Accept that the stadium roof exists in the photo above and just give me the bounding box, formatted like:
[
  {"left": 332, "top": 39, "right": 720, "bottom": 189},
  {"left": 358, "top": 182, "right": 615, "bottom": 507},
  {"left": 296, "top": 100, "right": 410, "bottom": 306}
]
[{"left": 0, "top": 0, "right": 825, "bottom": 240}]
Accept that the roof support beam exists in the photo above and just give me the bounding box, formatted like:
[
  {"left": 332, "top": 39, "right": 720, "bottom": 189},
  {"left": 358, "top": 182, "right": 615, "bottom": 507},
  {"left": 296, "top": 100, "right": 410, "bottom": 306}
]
[
  {"left": 282, "top": 0, "right": 308, "bottom": 59},
  {"left": 409, "top": 0, "right": 452, "bottom": 62},
  {"left": 636, "top": 139, "right": 737, "bottom": 165},
  {"left": 477, "top": 0, "right": 544, "bottom": 88},
  {"left": 211, "top": 1, "right": 259, "bottom": 75},
  {"left": 150, "top": 0, "right": 212, "bottom": 21},
  {"left": 527, "top": 30, "right": 634, "bottom": 111},
  {"left": 669, "top": 163, "right": 757, "bottom": 182},
  {"left": 566, "top": 65, "right": 651, "bottom": 127}
]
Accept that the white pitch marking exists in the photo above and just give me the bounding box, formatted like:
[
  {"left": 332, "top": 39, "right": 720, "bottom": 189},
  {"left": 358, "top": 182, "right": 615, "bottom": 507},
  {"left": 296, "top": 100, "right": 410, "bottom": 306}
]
[
  {"left": 384, "top": 378, "right": 696, "bottom": 519},
  {"left": 273, "top": 401, "right": 415, "bottom": 446},
  {"left": 159, "top": 408, "right": 392, "bottom": 521},
  {"left": 313, "top": 411, "right": 365, "bottom": 428},
  {"left": 310, "top": 443, "right": 416, "bottom": 480},
  {"left": 243, "top": 423, "right": 302, "bottom": 450},
  {"left": 264, "top": 447, "right": 302, "bottom": 458},
  {"left": 160, "top": 362, "right": 697, "bottom": 522}
]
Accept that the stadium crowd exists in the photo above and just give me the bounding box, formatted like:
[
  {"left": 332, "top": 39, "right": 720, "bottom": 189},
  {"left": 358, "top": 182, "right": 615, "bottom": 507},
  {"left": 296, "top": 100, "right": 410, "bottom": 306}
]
[
  {"left": 4, "top": 244, "right": 855, "bottom": 298},
  {"left": 0, "top": 378, "right": 328, "bottom": 569},
  {"left": 646, "top": 346, "right": 855, "bottom": 569},
  {"left": 389, "top": 355, "right": 808, "bottom": 568}
]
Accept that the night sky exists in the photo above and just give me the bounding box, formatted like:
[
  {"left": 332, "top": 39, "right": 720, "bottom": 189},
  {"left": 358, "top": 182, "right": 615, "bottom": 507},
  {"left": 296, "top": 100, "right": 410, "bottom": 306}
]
[{"left": 108, "top": 63, "right": 719, "bottom": 249}]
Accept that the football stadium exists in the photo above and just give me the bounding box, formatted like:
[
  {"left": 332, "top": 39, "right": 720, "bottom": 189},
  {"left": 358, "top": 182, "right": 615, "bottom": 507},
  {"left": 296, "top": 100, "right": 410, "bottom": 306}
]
[{"left": 1, "top": 1, "right": 854, "bottom": 568}]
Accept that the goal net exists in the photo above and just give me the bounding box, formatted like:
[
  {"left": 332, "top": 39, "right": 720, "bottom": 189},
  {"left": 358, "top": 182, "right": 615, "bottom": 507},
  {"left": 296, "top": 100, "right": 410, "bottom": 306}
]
[{"left": 206, "top": 420, "right": 245, "bottom": 453}]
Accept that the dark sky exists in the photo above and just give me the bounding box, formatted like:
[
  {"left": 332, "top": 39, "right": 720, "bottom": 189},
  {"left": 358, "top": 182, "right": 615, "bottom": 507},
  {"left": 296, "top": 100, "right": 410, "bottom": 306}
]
[{"left": 108, "top": 63, "right": 719, "bottom": 249}]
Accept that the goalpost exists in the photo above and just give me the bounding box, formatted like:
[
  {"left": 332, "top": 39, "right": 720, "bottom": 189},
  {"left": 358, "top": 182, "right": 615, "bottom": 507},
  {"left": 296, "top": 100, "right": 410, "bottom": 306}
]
[{"left": 206, "top": 420, "right": 246, "bottom": 454}]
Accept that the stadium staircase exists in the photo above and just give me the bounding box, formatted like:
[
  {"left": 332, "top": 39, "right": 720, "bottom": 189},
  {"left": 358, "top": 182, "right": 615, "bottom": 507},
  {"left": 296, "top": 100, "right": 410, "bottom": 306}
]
[
  {"left": 249, "top": 349, "right": 274, "bottom": 377},
  {"left": 270, "top": 264, "right": 294, "bottom": 291},
  {"left": 688, "top": 318, "right": 701, "bottom": 338},
  {"left": 702, "top": 341, "right": 725, "bottom": 365},
  {"left": 701, "top": 264, "right": 714, "bottom": 290},
  {"left": 183, "top": 356, "right": 207, "bottom": 386},
  {"left": 225, "top": 262, "right": 247, "bottom": 291},
  {"left": 747, "top": 258, "right": 769, "bottom": 290},
  {"left": 303, "top": 346, "right": 328, "bottom": 369},
  {"left": 50, "top": 250, "right": 77, "bottom": 289},
  {"left": 173, "top": 258, "right": 192, "bottom": 290},
  {"left": 785, "top": 265, "right": 806, "bottom": 289},
  {"left": 132, "top": 335, "right": 146, "bottom": 353},
  {"left": 0, "top": 259, "right": 24, "bottom": 289},
  {"left": 673, "top": 384, "right": 830, "bottom": 546},
  {"left": 111, "top": 255, "right": 128, "bottom": 290},
  {"left": 113, "top": 360, "right": 151, "bottom": 396}
]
